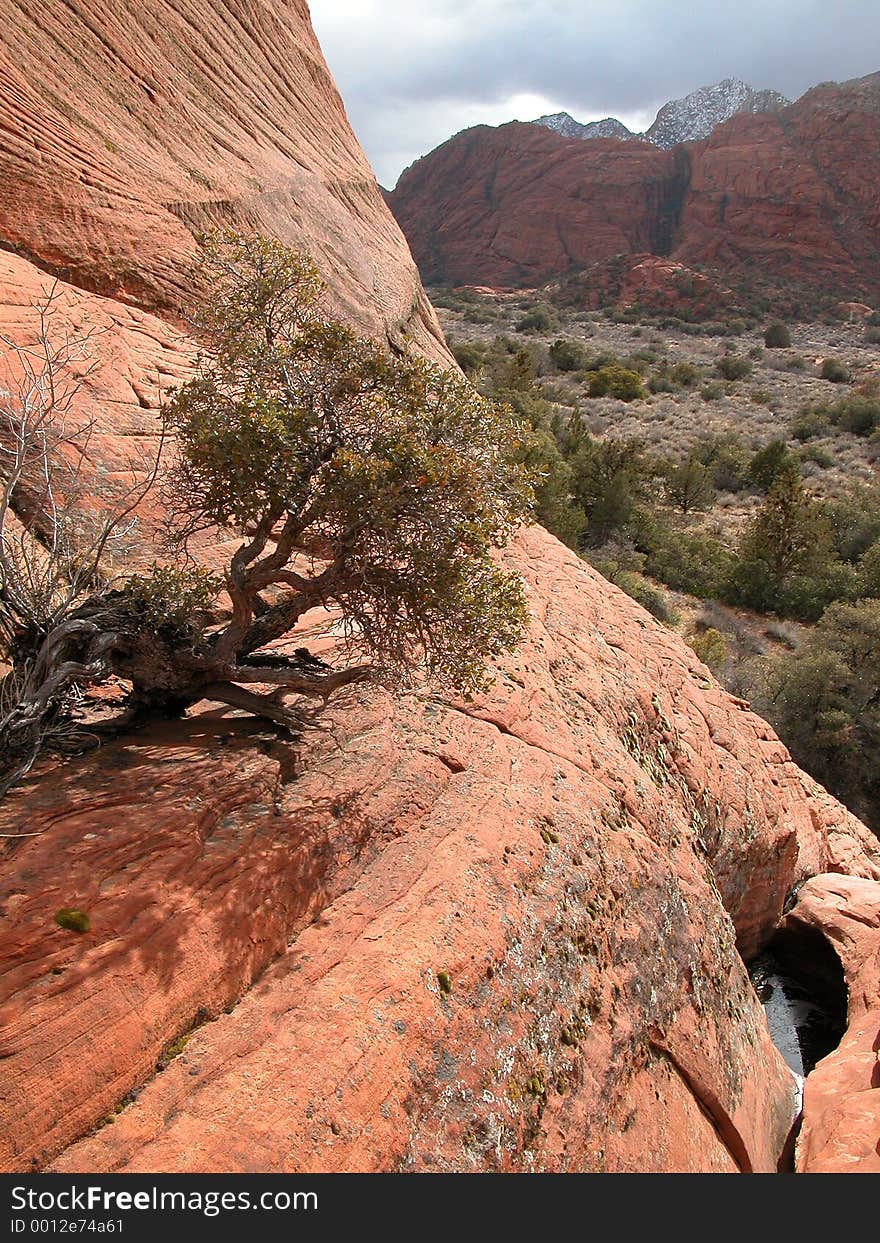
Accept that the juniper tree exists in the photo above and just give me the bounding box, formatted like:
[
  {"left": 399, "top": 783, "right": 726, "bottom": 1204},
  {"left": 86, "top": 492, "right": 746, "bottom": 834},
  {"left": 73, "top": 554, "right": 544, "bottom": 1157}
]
[{"left": 0, "top": 233, "right": 536, "bottom": 793}]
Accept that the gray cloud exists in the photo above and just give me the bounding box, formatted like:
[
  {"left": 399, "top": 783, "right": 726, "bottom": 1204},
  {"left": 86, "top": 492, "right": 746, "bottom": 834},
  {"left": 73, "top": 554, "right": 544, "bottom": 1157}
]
[{"left": 310, "top": 0, "right": 880, "bottom": 186}]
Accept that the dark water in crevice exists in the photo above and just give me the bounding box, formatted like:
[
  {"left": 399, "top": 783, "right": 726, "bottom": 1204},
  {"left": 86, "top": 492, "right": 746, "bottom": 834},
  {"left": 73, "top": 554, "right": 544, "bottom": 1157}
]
[{"left": 747, "top": 926, "right": 848, "bottom": 1171}]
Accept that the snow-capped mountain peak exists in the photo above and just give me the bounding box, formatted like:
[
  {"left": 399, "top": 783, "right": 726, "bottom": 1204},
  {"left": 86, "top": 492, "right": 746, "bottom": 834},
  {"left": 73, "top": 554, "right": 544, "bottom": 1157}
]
[
  {"left": 645, "top": 78, "right": 790, "bottom": 147},
  {"left": 531, "top": 79, "right": 790, "bottom": 149}
]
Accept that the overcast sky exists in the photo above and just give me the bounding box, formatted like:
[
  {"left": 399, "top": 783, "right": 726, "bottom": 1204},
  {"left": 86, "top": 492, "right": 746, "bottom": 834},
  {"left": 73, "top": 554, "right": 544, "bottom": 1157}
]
[{"left": 309, "top": 0, "right": 880, "bottom": 187}]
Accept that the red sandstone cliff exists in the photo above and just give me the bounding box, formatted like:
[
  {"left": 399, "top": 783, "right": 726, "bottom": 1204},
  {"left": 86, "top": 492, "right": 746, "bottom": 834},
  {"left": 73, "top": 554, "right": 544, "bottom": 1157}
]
[
  {"left": 0, "top": 3, "right": 879, "bottom": 1175},
  {"left": 388, "top": 72, "right": 880, "bottom": 300},
  {"left": 0, "top": 0, "right": 449, "bottom": 362}
]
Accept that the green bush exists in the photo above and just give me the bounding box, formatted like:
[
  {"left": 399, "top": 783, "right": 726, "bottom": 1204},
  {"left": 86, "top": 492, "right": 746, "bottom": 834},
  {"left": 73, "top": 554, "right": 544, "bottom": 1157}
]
[
  {"left": 516, "top": 304, "right": 560, "bottom": 334},
  {"left": 694, "top": 433, "right": 749, "bottom": 492},
  {"left": 613, "top": 572, "right": 678, "bottom": 625},
  {"left": 758, "top": 600, "right": 880, "bottom": 821},
  {"left": 764, "top": 321, "right": 792, "bottom": 348},
  {"left": 643, "top": 528, "right": 734, "bottom": 599},
  {"left": 548, "top": 337, "right": 589, "bottom": 372},
  {"left": 820, "top": 357, "right": 850, "bottom": 383},
  {"left": 717, "top": 354, "right": 752, "bottom": 381},
  {"left": 832, "top": 395, "right": 880, "bottom": 437},
  {"left": 587, "top": 365, "right": 645, "bottom": 401},
  {"left": 747, "top": 440, "right": 798, "bottom": 492},
  {"left": 55, "top": 908, "right": 90, "bottom": 933},
  {"left": 700, "top": 381, "right": 724, "bottom": 402},
  {"left": 687, "top": 627, "right": 728, "bottom": 673},
  {"left": 451, "top": 341, "right": 486, "bottom": 375},
  {"left": 789, "top": 408, "right": 830, "bottom": 441},
  {"left": 665, "top": 456, "right": 714, "bottom": 513},
  {"left": 799, "top": 444, "right": 835, "bottom": 469}
]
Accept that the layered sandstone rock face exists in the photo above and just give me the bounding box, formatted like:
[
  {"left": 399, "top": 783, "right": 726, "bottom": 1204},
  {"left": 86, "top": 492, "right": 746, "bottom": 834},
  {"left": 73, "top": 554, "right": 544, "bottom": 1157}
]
[
  {"left": 1, "top": 1, "right": 879, "bottom": 1176},
  {"left": 0, "top": 0, "right": 449, "bottom": 362},
  {"left": 388, "top": 72, "right": 880, "bottom": 300}
]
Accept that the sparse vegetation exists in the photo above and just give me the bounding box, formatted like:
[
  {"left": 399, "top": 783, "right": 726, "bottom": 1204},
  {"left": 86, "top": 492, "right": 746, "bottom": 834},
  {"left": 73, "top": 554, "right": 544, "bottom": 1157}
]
[{"left": 432, "top": 281, "right": 880, "bottom": 825}]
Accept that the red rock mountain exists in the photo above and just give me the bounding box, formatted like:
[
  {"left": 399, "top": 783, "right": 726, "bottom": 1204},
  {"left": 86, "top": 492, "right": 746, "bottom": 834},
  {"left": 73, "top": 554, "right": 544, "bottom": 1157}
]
[
  {"left": 388, "top": 72, "right": 880, "bottom": 301},
  {"left": 1, "top": 3, "right": 879, "bottom": 1175}
]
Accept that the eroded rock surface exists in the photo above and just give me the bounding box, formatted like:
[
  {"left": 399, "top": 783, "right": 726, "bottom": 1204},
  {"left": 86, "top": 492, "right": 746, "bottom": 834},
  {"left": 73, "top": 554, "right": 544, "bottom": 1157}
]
[
  {"left": 0, "top": 0, "right": 449, "bottom": 362},
  {"left": 786, "top": 875, "right": 880, "bottom": 1172},
  {"left": 2, "top": 529, "right": 878, "bottom": 1172},
  {"left": 0, "top": 1, "right": 878, "bottom": 1178}
]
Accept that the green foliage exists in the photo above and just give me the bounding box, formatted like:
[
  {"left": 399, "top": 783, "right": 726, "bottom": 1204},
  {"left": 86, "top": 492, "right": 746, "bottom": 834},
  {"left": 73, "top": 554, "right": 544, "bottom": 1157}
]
[
  {"left": 519, "top": 426, "right": 586, "bottom": 550},
  {"left": 694, "top": 433, "right": 749, "bottom": 493},
  {"left": 548, "top": 337, "right": 589, "bottom": 372},
  {"left": 647, "top": 359, "right": 700, "bottom": 394},
  {"left": 799, "top": 443, "right": 834, "bottom": 469},
  {"left": 716, "top": 354, "right": 752, "bottom": 381},
  {"left": 643, "top": 526, "right": 735, "bottom": 599},
  {"left": 166, "top": 231, "right": 537, "bottom": 694},
  {"left": 664, "top": 456, "right": 715, "bottom": 514},
  {"left": 764, "top": 321, "right": 792, "bottom": 348},
  {"left": 121, "top": 564, "right": 221, "bottom": 640},
  {"left": 826, "top": 486, "right": 880, "bottom": 562},
  {"left": 516, "top": 303, "right": 559, "bottom": 334},
  {"left": 761, "top": 600, "right": 880, "bottom": 822},
  {"left": 747, "top": 439, "right": 799, "bottom": 492},
  {"left": 612, "top": 571, "right": 678, "bottom": 625},
  {"left": 572, "top": 439, "right": 647, "bottom": 544},
  {"left": 789, "top": 407, "right": 830, "bottom": 441},
  {"left": 700, "top": 381, "right": 725, "bottom": 402},
  {"left": 820, "top": 357, "right": 850, "bottom": 383},
  {"left": 54, "top": 908, "right": 89, "bottom": 933},
  {"left": 687, "top": 627, "right": 728, "bottom": 673},
  {"left": 587, "top": 365, "right": 645, "bottom": 401},
  {"left": 451, "top": 340, "right": 486, "bottom": 375},
  {"left": 727, "top": 475, "right": 835, "bottom": 617},
  {"left": 832, "top": 394, "right": 880, "bottom": 436}
]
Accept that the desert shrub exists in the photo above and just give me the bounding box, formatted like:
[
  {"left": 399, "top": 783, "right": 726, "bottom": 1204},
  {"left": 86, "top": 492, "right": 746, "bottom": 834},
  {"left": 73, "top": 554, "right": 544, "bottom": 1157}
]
[
  {"left": 613, "top": 572, "right": 678, "bottom": 624},
  {"left": 0, "top": 232, "right": 541, "bottom": 799},
  {"left": 700, "top": 381, "right": 724, "bottom": 402},
  {"left": 516, "top": 303, "right": 560, "bottom": 334},
  {"left": 789, "top": 408, "right": 830, "bottom": 441},
  {"left": 648, "top": 359, "right": 700, "bottom": 393},
  {"left": 694, "top": 433, "right": 750, "bottom": 493},
  {"left": 858, "top": 541, "right": 880, "bottom": 596},
  {"left": 687, "top": 627, "right": 728, "bottom": 673},
  {"left": 717, "top": 354, "right": 752, "bottom": 381},
  {"left": 548, "top": 337, "right": 589, "bottom": 372},
  {"left": 826, "top": 488, "right": 880, "bottom": 562},
  {"left": 758, "top": 599, "right": 880, "bottom": 823},
  {"left": 820, "top": 357, "right": 850, "bottom": 383},
  {"left": 831, "top": 394, "right": 880, "bottom": 437},
  {"left": 587, "top": 365, "right": 645, "bottom": 401},
  {"left": 786, "top": 354, "right": 807, "bottom": 371},
  {"left": 764, "top": 321, "right": 792, "bottom": 348},
  {"left": 799, "top": 444, "right": 835, "bottom": 469},
  {"left": 572, "top": 438, "right": 647, "bottom": 544},
  {"left": 643, "top": 527, "right": 734, "bottom": 599},
  {"left": 747, "top": 440, "right": 799, "bottom": 492},
  {"left": 725, "top": 475, "right": 835, "bottom": 617},
  {"left": 865, "top": 327, "right": 880, "bottom": 345},
  {"left": 451, "top": 340, "right": 486, "bottom": 375},
  {"left": 750, "top": 390, "right": 774, "bottom": 406},
  {"left": 664, "top": 456, "right": 715, "bottom": 513}
]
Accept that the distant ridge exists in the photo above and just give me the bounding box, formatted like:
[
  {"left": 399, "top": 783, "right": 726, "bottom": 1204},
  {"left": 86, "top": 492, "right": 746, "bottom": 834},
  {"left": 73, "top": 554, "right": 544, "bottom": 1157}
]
[{"left": 532, "top": 77, "right": 791, "bottom": 148}]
